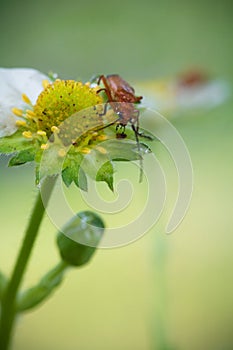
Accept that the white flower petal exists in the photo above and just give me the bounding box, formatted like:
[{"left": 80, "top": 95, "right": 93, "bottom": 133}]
[
  {"left": 176, "top": 80, "right": 230, "bottom": 109},
  {"left": 0, "top": 68, "right": 50, "bottom": 137},
  {"left": 0, "top": 105, "right": 18, "bottom": 137},
  {"left": 137, "top": 78, "right": 230, "bottom": 114}
]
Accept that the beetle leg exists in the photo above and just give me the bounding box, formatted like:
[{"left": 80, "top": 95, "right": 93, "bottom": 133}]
[
  {"left": 97, "top": 100, "right": 108, "bottom": 117},
  {"left": 135, "top": 109, "right": 140, "bottom": 132},
  {"left": 120, "top": 125, "right": 126, "bottom": 134},
  {"left": 129, "top": 109, "right": 140, "bottom": 132},
  {"left": 97, "top": 75, "right": 105, "bottom": 85},
  {"left": 132, "top": 109, "right": 153, "bottom": 140},
  {"left": 97, "top": 75, "right": 114, "bottom": 102},
  {"left": 135, "top": 130, "right": 154, "bottom": 141},
  {"left": 115, "top": 123, "right": 126, "bottom": 139},
  {"left": 95, "top": 119, "right": 120, "bottom": 132},
  {"left": 96, "top": 88, "right": 107, "bottom": 94},
  {"left": 131, "top": 124, "right": 143, "bottom": 183}
]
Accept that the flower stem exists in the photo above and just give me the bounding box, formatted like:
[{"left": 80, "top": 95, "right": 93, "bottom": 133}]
[{"left": 0, "top": 176, "right": 57, "bottom": 350}]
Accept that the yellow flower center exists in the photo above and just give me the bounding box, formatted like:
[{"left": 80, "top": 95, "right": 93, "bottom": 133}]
[
  {"left": 13, "top": 79, "right": 106, "bottom": 150},
  {"left": 33, "top": 79, "right": 103, "bottom": 135}
]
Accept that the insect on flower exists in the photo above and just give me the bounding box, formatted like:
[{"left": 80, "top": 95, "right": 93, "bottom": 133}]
[{"left": 96, "top": 74, "right": 153, "bottom": 181}]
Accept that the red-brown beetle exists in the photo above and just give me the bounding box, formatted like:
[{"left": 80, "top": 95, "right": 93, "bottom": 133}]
[
  {"left": 96, "top": 74, "right": 152, "bottom": 181},
  {"left": 97, "top": 74, "right": 142, "bottom": 136}
]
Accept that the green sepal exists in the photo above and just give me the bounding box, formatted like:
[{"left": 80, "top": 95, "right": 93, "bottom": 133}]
[
  {"left": 0, "top": 130, "right": 33, "bottom": 154},
  {"left": 96, "top": 161, "right": 114, "bottom": 191},
  {"left": 16, "top": 262, "right": 68, "bottom": 312},
  {"left": 38, "top": 143, "right": 65, "bottom": 179},
  {"left": 0, "top": 271, "right": 8, "bottom": 300},
  {"left": 8, "top": 148, "right": 36, "bottom": 166},
  {"left": 62, "top": 165, "right": 88, "bottom": 191},
  {"left": 81, "top": 147, "right": 112, "bottom": 189},
  {"left": 103, "top": 139, "right": 152, "bottom": 162},
  {"left": 62, "top": 153, "right": 88, "bottom": 191},
  {"left": 57, "top": 211, "right": 105, "bottom": 266}
]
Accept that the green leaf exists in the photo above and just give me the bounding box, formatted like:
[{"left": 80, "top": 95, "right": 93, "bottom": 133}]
[
  {"left": 0, "top": 271, "right": 7, "bottom": 300},
  {"left": 8, "top": 148, "right": 35, "bottom": 166},
  {"left": 57, "top": 211, "right": 105, "bottom": 266},
  {"left": 16, "top": 262, "right": 68, "bottom": 312},
  {"left": 96, "top": 161, "right": 114, "bottom": 191},
  {"left": 0, "top": 130, "right": 33, "bottom": 154}
]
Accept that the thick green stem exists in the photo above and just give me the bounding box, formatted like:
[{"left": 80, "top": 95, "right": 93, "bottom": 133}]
[{"left": 0, "top": 176, "right": 57, "bottom": 350}]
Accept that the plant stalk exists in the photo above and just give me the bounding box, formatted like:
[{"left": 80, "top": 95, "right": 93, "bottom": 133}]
[{"left": 0, "top": 176, "right": 57, "bottom": 350}]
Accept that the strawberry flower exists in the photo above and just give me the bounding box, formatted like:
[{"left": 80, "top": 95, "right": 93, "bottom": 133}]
[{"left": 0, "top": 68, "right": 151, "bottom": 190}]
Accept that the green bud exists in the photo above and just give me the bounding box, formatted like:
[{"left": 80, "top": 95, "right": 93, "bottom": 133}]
[{"left": 57, "top": 211, "right": 105, "bottom": 266}]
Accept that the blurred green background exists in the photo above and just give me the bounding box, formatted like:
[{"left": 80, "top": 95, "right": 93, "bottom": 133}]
[{"left": 0, "top": 0, "right": 233, "bottom": 349}]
